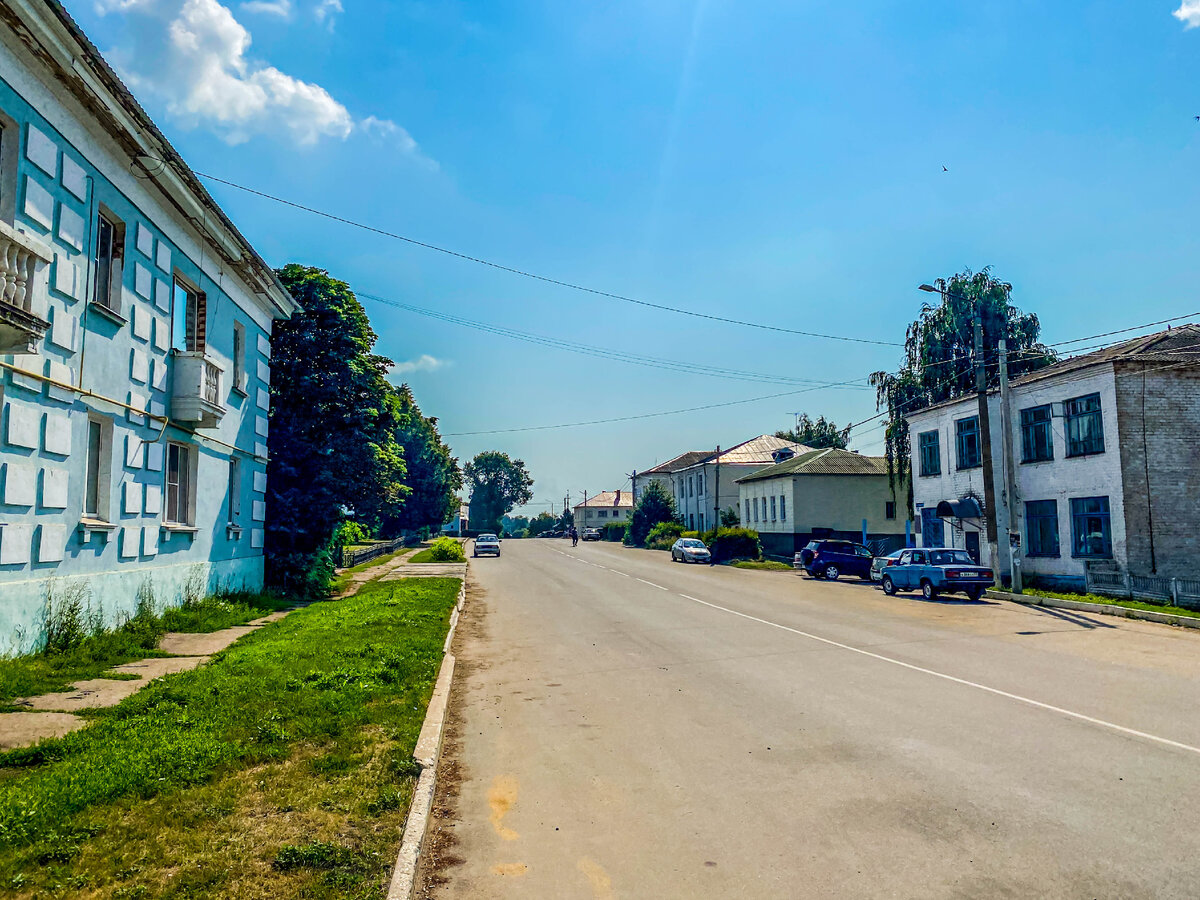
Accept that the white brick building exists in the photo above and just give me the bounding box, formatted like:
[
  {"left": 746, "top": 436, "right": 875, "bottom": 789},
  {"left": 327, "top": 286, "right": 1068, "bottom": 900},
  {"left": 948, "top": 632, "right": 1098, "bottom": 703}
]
[{"left": 574, "top": 490, "right": 633, "bottom": 532}]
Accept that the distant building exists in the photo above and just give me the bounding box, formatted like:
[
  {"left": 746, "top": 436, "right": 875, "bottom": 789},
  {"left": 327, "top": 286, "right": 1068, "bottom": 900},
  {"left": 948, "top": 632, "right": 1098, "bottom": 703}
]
[
  {"left": 0, "top": 1, "right": 297, "bottom": 651},
  {"left": 574, "top": 490, "right": 633, "bottom": 532},
  {"left": 736, "top": 448, "right": 908, "bottom": 559},
  {"left": 441, "top": 502, "right": 468, "bottom": 536},
  {"left": 632, "top": 450, "right": 715, "bottom": 505},
  {"left": 905, "top": 325, "right": 1200, "bottom": 590}
]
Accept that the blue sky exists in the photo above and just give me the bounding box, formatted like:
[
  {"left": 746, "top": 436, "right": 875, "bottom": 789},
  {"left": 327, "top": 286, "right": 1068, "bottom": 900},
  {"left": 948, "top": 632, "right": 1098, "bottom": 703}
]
[{"left": 67, "top": 0, "right": 1200, "bottom": 517}]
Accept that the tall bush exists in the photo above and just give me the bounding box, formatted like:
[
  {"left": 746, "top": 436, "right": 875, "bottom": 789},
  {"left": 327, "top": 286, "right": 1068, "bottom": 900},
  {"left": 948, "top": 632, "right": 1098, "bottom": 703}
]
[
  {"left": 708, "top": 527, "right": 762, "bottom": 563},
  {"left": 629, "top": 481, "right": 680, "bottom": 547}
]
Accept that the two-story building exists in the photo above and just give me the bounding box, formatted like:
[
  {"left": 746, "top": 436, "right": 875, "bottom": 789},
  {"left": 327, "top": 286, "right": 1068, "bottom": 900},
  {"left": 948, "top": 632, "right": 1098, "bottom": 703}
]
[
  {"left": 0, "top": 1, "right": 297, "bottom": 652},
  {"left": 574, "top": 490, "right": 633, "bottom": 532},
  {"left": 905, "top": 326, "right": 1200, "bottom": 590},
  {"left": 736, "top": 447, "right": 908, "bottom": 559}
]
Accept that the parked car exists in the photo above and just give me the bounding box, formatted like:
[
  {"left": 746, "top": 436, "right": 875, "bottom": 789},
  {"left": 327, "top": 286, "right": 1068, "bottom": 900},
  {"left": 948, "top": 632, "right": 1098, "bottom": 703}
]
[
  {"left": 473, "top": 534, "right": 501, "bottom": 557},
  {"left": 581, "top": 528, "right": 601, "bottom": 541},
  {"left": 870, "top": 549, "right": 906, "bottom": 582},
  {"left": 795, "top": 540, "right": 874, "bottom": 580},
  {"left": 671, "top": 538, "right": 711, "bottom": 563},
  {"left": 880, "top": 548, "right": 993, "bottom": 601}
]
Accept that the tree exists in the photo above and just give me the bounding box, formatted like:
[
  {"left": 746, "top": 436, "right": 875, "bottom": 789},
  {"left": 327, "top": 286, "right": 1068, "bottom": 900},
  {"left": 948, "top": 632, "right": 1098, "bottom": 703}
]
[
  {"left": 501, "top": 514, "right": 530, "bottom": 536},
  {"left": 869, "top": 267, "right": 1055, "bottom": 507},
  {"left": 629, "top": 480, "right": 680, "bottom": 547},
  {"left": 720, "top": 506, "right": 741, "bottom": 527},
  {"left": 464, "top": 451, "right": 534, "bottom": 534},
  {"left": 380, "top": 384, "right": 462, "bottom": 536},
  {"left": 527, "top": 511, "right": 557, "bottom": 537},
  {"left": 265, "top": 265, "right": 407, "bottom": 596},
  {"left": 775, "top": 413, "right": 850, "bottom": 449}
]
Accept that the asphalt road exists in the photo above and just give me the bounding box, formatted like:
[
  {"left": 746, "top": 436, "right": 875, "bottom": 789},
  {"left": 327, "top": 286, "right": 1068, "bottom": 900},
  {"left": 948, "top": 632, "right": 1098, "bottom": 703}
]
[{"left": 420, "top": 540, "right": 1200, "bottom": 900}]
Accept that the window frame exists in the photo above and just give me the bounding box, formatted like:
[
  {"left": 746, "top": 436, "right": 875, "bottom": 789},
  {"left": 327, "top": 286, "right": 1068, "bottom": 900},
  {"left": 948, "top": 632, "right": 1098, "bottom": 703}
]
[
  {"left": 165, "top": 441, "right": 197, "bottom": 526},
  {"left": 91, "top": 206, "right": 125, "bottom": 314},
  {"left": 1064, "top": 393, "right": 1105, "bottom": 458},
  {"left": 1020, "top": 404, "right": 1054, "bottom": 463},
  {"left": 226, "top": 456, "right": 241, "bottom": 525},
  {"left": 231, "top": 321, "right": 247, "bottom": 394},
  {"left": 917, "top": 430, "right": 940, "bottom": 477},
  {"left": 1024, "top": 499, "right": 1060, "bottom": 558},
  {"left": 955, "top": 416, "right": 981, "bottom": 470},
  {"left": 780, "top": 495, "right": 786, "bottom": 522},
  {"left": 1070, "top": 496, "right": 1112, "bottom": 559},
  {"left": 171, "top": 274, "right": 207, "bottom": 353},
  {"left": 83, "top": 415, "right": 113, "bottom": 521},
  {"left": 770, "top": 496, "right": 777, "bottom": 521},
  {"left": 885, "top": 500, "right": 896, "bottom": 520},
  {"left": 0, "top": 109, "right": 18, "bottom": 225}
]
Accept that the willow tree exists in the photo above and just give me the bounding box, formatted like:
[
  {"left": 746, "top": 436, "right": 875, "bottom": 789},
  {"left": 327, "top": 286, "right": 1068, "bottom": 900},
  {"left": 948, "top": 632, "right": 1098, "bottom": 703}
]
[{"left": 869, "top": 268, "right": 1055, "bottom": 508}]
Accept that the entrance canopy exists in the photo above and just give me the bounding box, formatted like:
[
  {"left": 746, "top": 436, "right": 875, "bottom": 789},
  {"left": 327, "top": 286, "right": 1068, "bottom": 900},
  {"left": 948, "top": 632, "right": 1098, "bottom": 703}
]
[{"left": 935, "top": 498, "right": 982, "bottom": 520}]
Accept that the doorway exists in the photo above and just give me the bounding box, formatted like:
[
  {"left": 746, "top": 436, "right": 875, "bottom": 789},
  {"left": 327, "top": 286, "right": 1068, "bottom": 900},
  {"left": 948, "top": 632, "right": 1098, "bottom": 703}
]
[{"left": 965, "top": 531, "right": 980, "bottom": 564}]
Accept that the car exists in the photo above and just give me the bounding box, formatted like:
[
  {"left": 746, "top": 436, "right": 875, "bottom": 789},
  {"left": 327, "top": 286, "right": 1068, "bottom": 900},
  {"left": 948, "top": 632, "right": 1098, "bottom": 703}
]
[
  {"left": 795, "top": 540, "right": 874, "bottom": 580},
  {"left": 870, "top": 549, "right": 906, "bottom": 582},
  {"left": 473, "top": 534, "right": 501, "bottom": 557},
  {"left": 880, "top": 548, "right": 993, "bottom": 601},
  {"left": 671, "top": 537, "right": 711, "bottom": 563},
  {"left": 581, "top": 528, "right": 601, "bottom": 541}
]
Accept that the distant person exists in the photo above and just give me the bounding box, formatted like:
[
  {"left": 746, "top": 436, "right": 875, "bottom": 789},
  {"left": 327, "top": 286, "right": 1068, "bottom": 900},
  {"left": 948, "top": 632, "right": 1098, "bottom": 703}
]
[{"left": 570, "top": 526, "right": 579, "bottom": 547}]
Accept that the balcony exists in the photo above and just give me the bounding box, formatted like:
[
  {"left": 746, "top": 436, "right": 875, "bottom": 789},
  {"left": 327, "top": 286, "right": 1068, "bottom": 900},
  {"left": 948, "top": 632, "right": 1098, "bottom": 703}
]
[
  {"left": 171, "top": 351, "right": 225, "bottom": 428},
  {"left": 0, "top": 221, "right": 52, "bottom": 354}
]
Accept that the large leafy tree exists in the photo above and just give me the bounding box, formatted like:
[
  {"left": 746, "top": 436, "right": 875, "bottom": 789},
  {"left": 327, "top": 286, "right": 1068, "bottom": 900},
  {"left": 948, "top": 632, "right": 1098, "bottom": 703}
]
[
  {"left": 464, "top": 451, "right": 534, "bottom": 534},
  {"left": 265, "top": 265, "right": 407, "bottom": 596},
  {"left": 869, "top": 268, "right": 1055, "bottom": 507},
  {"left": 776, "top": 413, "right": 850, "bottom": 449},
  {"left": 381, "top": 384, "right": 462, "bottom": 536},
  {"left": 527, "top": 512, "right": 558, "bottom": 537},
  {"left": 629, "top": 480, "right": 680, "bottom": 547}
]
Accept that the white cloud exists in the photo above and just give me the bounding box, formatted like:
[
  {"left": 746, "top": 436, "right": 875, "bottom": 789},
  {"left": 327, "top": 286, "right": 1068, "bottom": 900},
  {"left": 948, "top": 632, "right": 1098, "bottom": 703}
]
[
  {"left": 314, "top": 0, "right": 342, "bottom": 30},
  {"left": 1174, "top": 1, "right": 1200, "bottom": 28},
  {"left": 240, "top": 0, "right": 291, "bottom": 16},
  {"left": 394, "top": 355, "right": 449, "bottom": 375}
]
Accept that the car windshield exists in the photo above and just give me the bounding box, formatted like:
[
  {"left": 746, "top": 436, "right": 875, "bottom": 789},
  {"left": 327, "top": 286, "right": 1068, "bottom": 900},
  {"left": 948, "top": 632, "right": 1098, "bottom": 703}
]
[
  {"left": 680, "top": 539, "right": 705, "bottom": 548},
  {"left": 478, "top": 535, "right": 498, "bottom": 542},
  {"left": 929, "top": 550, "right": 975, "bottom": 566}
]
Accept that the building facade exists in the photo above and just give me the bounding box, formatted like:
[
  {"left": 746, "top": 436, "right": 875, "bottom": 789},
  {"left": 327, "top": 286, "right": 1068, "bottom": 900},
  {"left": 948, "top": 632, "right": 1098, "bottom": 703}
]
[
  {"left": 632, "top": 450, "right": 714, "bottom": 506},
  {"left": 905, "top": 327, "right": 1200, "bottom": 590},
  {"left": 736, "top": 448, "right": 908, "bottom": 559},
  {"left": 574, "top": 490, "right": 633, "bottom": 532},
  {"left": 0, "top": 2, "right": 296, "bottom": 652}
]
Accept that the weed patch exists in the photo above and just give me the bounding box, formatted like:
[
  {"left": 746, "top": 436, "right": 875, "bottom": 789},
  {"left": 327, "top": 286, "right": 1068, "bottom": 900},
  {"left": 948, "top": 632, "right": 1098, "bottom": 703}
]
[{"left": 1023, "top": 588, "right": 1200, "bottom": 620}]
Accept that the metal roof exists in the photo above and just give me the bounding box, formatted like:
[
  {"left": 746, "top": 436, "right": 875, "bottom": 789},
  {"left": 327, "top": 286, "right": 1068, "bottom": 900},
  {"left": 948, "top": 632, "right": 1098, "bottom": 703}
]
[{"left": 735, "top": 448, "right": 891, "bottom": 483}]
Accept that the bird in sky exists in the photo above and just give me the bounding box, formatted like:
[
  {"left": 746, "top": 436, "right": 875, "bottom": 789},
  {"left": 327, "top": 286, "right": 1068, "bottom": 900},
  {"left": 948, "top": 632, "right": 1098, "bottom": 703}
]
[{"left": 942, "top": 165, "right": 949, "bottom": 172}]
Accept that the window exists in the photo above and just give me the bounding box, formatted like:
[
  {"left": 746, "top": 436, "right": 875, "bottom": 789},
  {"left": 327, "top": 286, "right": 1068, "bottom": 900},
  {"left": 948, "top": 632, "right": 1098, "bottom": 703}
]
[
  {"left": 745, "top": 499, "right": 751, "bottom": 522},
  {"left": 955, "top": 416, "right": 981, "bottom": 469},
  {"left": 1019, "top": 404, "right": 1054, "bottom": 463},
  {"left": 1070, "top": 496, "right": 1112, "bottom": 558},
  {"left": 688, "top": 476, "right": 694, "bottom": 497},
  {"left": 752, "top": 499, "right": 759, "bottom": 523},
  {"left": 165, "top": 442, "right": 195, "bottom": 525},
  {"left": 598, "top": 509, "right": 607, "bottom": 518},
  {"left": 918, "top": 431, "right": 940, "bottom": 477},
  {"left": 885, "top": 501, "right": 896, "bottom": 520},
  {"left": 699, "top": 513, "right": 704, "bottom": 530},
  {"left": 780, "top": 495, "right": 786, "bottom": 522},
  {"left": 84, "top": 417, "right": 113, "bottom": 520},
  {"left": 770, "top": 496, "right": 777, "bottom": 521},
  {"left": 232, "top": 321, "right": 247, "bottom": 393},
  {"left": 1065, "top": 393, "right": 1104, "bottom": 457},
  {"left": 689, "top": 514, "right": 695, "bottom": 530},
  {"left": 92, "top": 208, "right": 125, "bottom": 313},
  {"left": 227, "top": 457, "right": 241, "bottom": 524},
  {"left": 0, "top": 110, "right": 18, "bottom": 224},
  {"left": 698, "top": 473, "right": 704, "bottom": 496},
  {"left": 1025, "top": 500, "right": 1059, "bottom": 557},
  {"left": 172, "top": 277, "right": 206, "bottom": 353}
]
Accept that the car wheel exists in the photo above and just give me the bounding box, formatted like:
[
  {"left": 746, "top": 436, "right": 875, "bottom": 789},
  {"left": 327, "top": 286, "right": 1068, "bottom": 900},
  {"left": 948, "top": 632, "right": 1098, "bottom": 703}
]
[
  {"left": 881, "top": 575, "right": 896, "bottom": 596},
  {"left": 922, "top": 580, "right": 937, "bottom": 600},
  {"left": 966, "top": 587, "right": 982, "bottom": 601},
  {"left": 824, "top": 565, "right": 839, "bottom": 581}
]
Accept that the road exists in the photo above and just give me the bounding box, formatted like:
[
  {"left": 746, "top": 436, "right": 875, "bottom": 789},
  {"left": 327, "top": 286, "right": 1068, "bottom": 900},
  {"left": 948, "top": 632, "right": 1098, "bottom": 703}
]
[{"left": 419, "top": 539, "right": 1200, "bottom": 899}]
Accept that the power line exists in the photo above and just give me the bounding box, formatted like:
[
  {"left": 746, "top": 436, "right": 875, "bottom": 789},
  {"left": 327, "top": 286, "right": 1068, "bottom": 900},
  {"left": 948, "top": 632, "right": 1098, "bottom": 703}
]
[{"left": 195, "top": 170, "right": 901, "bottom": 347}]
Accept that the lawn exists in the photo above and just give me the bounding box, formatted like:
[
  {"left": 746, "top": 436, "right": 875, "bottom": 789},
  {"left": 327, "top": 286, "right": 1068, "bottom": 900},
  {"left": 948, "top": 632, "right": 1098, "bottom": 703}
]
[
  {"left": 1023, "top": 587, "right": 1200, "bottom": 620},
  {"left": 731, "top": 560, "right": 793, "bottom": 571},
  {"left": 0, "top": 592, "right": 292, "bottom": 706},
  {"left": 0, "top": 576, "right": 460, "bottom": 899},
  {"left": 328, "top": 548, "right": 411, "bottom": 594}
]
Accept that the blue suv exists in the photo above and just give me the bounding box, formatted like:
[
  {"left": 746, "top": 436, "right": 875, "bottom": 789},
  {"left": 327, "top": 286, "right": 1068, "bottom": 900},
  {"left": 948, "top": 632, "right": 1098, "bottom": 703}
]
[{"left": 795, "top": 540, "right": 875, "bottom": 580}]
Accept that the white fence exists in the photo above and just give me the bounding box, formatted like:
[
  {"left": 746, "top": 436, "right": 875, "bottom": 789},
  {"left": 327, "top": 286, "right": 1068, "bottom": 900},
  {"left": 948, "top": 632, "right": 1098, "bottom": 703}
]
[{"left": 1084, "top": 568, "right": 1200, "bottom": 611}]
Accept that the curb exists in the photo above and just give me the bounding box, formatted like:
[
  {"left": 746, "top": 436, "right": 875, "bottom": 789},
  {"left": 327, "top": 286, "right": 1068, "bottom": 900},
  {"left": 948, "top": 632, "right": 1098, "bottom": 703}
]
[
  {"left": 386, "top": 571, "right": 468, "bottom": 900},
  {"left": 988, "top": 589, "right": 1200, "bottom": 630}
]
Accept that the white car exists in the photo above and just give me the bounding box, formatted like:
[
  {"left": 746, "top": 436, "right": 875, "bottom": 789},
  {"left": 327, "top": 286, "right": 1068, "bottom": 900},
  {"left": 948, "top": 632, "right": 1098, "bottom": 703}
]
[
  {"left": 473, "top": 534, "right": 500, "bottom": 557},
  {"left": 671, "top": 538, "right": 711, "bottom": 563}
]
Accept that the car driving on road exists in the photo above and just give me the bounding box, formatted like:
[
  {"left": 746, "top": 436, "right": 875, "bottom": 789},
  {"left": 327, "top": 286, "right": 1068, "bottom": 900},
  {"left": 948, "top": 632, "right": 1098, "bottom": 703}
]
[
  {"left": 880, "top": 548, "right": 993, "bottom": 600},
  {"left": 473, "top": 534, "right": 501, "bottom": 557},
  {"left": 581, "top": 528, "right": 601, "bottom": 541},
  {"left": 795, "top": 539, "right": 874, "bottom": 580},
  {"left": 671, "top": 538, "right": 711, "bottom": 563}
]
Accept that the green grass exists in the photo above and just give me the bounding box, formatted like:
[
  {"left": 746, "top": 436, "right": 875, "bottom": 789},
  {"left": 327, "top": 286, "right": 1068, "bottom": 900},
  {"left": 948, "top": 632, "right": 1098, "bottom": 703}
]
[
  {"left": 328, "top": 548, "right": 410, "bottom": 594},
  {"left": 731, "top": 559, "right": 793, "bottom": 571},
  {"left": 0, "top": 576, "right": 460, "bottom": 899},
  {"left": 0, "top": 593, "right": 290, "bottom": 706},
  {"left": 1023, "top": 587, "right": 1200, "bottom": 620}
]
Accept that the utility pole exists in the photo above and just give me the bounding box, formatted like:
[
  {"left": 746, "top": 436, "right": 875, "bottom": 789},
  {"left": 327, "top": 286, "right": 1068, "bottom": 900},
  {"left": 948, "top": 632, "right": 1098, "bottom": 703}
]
[
  {"left": 713, "top": 445, "right": 721, "bottom": 531},
  {"left": 998, "top": 339, "right": 1022, "bottom": 592},
  {"left": 974, "top": 312, "right": 1001, "bottom": 578}
]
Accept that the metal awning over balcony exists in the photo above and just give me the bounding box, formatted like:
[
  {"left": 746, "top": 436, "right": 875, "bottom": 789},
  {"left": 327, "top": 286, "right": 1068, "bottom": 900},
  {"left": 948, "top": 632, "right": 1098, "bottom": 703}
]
[
  {"left": 0, "top": 221, "right": 52, "bottom": 354},
  {"left": 171, "top": 351, "right": 225, "bottom": 428}
]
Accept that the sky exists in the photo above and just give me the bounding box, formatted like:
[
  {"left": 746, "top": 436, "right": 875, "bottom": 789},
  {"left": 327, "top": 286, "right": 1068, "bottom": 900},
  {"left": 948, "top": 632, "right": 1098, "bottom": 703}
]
[{"left": 64, "top": 0, "right": 1200, "bottom": 518}]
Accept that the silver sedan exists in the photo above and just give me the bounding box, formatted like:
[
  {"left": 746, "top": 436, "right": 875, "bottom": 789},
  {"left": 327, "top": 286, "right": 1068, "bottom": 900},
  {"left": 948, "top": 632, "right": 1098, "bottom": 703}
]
[{"left": 671, "top": 538, "right": 711, "bottom": 563}]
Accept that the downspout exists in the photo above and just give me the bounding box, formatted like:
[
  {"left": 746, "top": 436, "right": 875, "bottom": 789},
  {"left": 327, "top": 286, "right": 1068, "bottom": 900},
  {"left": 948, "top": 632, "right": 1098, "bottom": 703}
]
[{"left": 1142, "top": 361, "right": 1156, "bottom": 573}]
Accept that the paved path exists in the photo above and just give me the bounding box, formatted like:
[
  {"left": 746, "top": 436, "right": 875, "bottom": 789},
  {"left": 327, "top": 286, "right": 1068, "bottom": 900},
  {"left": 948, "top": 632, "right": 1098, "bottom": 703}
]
[{"left": 421, "top": 540, "right": 1200, "bottom": 899}]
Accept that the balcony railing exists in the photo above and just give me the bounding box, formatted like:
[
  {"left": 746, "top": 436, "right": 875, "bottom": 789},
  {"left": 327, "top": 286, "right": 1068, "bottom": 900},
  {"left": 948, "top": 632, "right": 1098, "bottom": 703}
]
[
  {"left": 171, "top": 351, "right": 226, "bottom": 428},
  {"left": 0, "top": 221, "right": 52, "bottom": 354}
]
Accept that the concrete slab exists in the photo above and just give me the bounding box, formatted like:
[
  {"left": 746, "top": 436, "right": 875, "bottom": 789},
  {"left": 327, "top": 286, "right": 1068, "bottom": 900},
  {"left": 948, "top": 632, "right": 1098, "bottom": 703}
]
[
  {"left": 383, "top": 563, "right": 468, "bottom": 580},
  {"left": 247, "top": 609, "right": 294, "bottom": 626},
  {"left": 17, "top": 656, "right": 209, "bottom": 711},
  {"left": 0, "top": 711, "right": 85, "bottom": 749},
  {"left": 159, "top": 627, "right": 255, "bottom": 656}
]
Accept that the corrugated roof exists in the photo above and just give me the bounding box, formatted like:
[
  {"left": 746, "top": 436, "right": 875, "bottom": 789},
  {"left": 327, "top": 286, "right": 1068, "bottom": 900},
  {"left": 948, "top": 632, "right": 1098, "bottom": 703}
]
[
  {"left": 735, "top": 448, "right": 891, "bottom": 483},
  {"left": 639, "top": 450, "right": 717, "bottom": 475},
  {"left": 575, "top": 490, "right": 633, "bottom": 509}
]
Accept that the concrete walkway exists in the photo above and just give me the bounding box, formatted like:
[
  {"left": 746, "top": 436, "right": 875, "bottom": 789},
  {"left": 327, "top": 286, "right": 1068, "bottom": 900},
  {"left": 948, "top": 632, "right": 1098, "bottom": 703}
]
[{"left": 332, "top": 546, "right": 421, "bottom": 598}]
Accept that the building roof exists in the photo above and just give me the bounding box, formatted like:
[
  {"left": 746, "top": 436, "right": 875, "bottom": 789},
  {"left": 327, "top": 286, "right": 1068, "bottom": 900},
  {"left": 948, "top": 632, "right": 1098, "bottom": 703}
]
[
  {"left": 638, "top": 450, "right": 717, "bottom": 476},
  {"left": 574, "top": 490, "right": 633, "bottom": 510},
  {"left": 907, "top": 324, "right": 1200, "bottom": 419},
  {"left": 14, "top": 2, "right": 296, "bottom": 318},
  {"left": 735, "top": 447, "right": 891, "bottom": 484}
]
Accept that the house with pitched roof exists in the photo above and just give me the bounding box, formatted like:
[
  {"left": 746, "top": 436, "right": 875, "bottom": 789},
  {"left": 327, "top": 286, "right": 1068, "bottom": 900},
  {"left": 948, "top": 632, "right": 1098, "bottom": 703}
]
[
  {"left": 736, "top": 448, "right": 908, "bottom": 559},
  {"left": 905, "top": 325, "right": 1200, "bottom": 590},
  {"left": 573, "top": 490, "right": 634, "bottom": 532}
]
